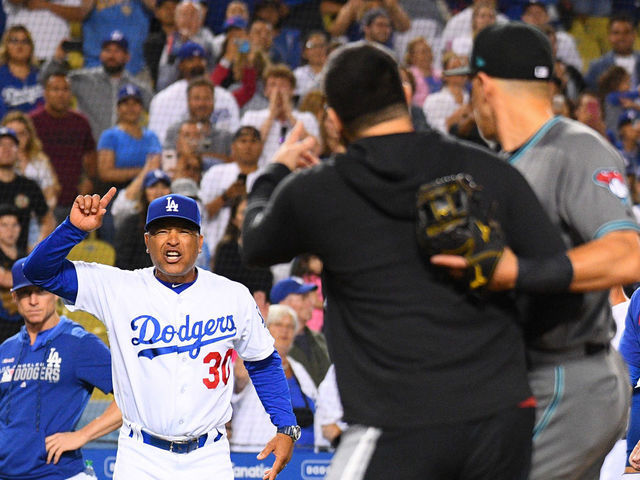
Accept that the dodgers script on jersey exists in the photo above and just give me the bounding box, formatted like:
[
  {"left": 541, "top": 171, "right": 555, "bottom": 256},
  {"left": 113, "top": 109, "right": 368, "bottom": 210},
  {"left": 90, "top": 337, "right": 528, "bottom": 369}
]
[{"left": 66, "top": 262, "right": 275, "bottom": 439}]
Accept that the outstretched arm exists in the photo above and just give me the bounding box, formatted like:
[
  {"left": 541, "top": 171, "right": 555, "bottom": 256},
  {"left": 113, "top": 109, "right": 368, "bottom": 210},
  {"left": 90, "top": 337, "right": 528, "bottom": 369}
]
[
  {"left": 23, "top": 188, "right": 116, "bottom": 302},
  {"left": 45, "top": 401, "right": 122, "bottom": 464},
  {"left": 432, "top": 229, "right": 640, "bottom": 293},
  {"left": 242, "top": 122, "right": 318, "bottom": 267}
]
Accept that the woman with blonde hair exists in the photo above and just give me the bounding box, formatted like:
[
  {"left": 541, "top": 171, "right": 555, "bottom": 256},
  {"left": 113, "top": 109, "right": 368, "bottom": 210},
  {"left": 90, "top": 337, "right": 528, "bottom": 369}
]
[
  {"left": 0, "top": 25, "right": 43, "bottom": 118},
  {"left": 403, "top": 37, "right": 441, "bottom": 107},
  {"left": 1, "top": 110, "right": 59, "bottom": 209}
]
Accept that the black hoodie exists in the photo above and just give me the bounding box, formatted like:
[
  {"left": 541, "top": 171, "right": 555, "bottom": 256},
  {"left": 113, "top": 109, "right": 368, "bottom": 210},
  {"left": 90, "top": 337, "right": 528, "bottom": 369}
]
[{"left": 243, "top": 130, "right": 570, "bottom": 428}]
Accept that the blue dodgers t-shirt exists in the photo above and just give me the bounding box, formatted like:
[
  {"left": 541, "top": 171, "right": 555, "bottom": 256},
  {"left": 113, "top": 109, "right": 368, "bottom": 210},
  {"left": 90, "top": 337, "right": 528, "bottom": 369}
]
[
  {"left": 0, "top": 64, "right": 43, "bottom": 118},
  {"left": 0, "top": 317, "right": 112, "bottom": 479},
  {"left": 98, "top": 126, "right": 161, "bottom": 169},
  {"left": 82, "top": 0, "right": 150, "bottom": 75}
]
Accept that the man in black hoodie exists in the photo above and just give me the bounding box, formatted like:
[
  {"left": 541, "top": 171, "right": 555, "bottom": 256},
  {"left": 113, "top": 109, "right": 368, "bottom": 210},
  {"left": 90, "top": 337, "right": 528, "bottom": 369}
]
[{"left": 241, "top": 42, "right": 576, "bottom": 480}]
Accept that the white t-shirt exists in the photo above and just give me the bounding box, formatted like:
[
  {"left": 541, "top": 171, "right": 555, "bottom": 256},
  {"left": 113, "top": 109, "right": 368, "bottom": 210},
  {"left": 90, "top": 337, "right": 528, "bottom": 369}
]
[
  {"left": 239, "top": 108, "right": 319, "bottom": 167},
  {"left": 4, "top": 0, "right": 81, "bottom": 59},
  {"left": 422, "top": 86, "right": 468, "bottom": 134},
  {"left": 315, "top": 365, "right": 345, "bottom": 449},
  {"left": 293, "top": 65, "right": 322, "bottom": 99}
]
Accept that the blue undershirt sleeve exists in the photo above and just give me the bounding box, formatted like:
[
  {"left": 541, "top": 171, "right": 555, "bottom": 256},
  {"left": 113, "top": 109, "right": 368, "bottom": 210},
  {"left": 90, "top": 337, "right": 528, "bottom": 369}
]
[
  {"left": 245, "top": 350, "right": 297, "bottom": 428},
  {"left": 23, "top": 217, "right": 87, "bottom": 303}
]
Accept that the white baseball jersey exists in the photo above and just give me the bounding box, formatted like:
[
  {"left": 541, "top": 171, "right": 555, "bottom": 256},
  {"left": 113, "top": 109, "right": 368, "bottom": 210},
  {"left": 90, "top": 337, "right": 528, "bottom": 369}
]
[{"left": 66, "top": 263, "right": 274, "bottom": 439}]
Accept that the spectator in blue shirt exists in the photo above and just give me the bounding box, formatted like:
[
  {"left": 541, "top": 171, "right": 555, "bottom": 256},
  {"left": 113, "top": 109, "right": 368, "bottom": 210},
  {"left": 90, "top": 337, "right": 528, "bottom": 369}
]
[
  {"left": 82, "top": 0, "right": 154, "bottom": 78},
  {"left": 0, "top": 25, "right": 43, "bottom": 119},
  {"left": 97, "top": 83, "right": 162, "bottom": 191}
]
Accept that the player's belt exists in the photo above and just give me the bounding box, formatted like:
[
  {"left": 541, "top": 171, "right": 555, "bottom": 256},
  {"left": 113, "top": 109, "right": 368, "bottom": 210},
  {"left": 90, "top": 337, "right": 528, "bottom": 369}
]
[
  {"left": 129, "top": 428, "right": 223, "bottom": 454},
  {"left": 526, "top": 342, "right": 610, "bottom": 366}
]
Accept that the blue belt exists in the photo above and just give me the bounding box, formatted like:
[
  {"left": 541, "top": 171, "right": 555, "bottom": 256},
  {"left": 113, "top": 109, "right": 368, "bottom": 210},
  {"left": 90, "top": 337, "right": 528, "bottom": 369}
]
[{"left": 129, "top": 428, "right": 222, "bottom": 454}]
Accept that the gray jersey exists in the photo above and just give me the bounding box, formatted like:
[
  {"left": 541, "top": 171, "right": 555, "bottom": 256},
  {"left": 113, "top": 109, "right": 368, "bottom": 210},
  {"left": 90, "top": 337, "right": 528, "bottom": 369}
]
[{"left": 508, "top": 116, "right": 640, "bottom": 352}]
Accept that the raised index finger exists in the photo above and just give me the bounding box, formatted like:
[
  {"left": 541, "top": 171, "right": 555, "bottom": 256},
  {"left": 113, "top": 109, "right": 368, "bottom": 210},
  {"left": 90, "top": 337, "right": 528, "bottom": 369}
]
[
  {"left": 283, "top": 121, "right": 306, "bottom": 146},
  {"left": 100, "top": 187, "right": 117, "bottom": 209}
]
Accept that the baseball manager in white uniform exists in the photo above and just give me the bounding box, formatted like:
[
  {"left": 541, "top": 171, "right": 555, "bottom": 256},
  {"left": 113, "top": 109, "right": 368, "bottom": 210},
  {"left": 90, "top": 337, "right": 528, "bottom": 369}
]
[{"left": 19, "top": 187, "right": 301, "bottom": 480}]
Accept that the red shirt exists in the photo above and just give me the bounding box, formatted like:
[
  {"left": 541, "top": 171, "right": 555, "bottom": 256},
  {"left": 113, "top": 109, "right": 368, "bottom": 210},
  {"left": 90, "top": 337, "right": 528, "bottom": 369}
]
[{"left": 30, "top": 106, "right": 96, "bottom": 206}]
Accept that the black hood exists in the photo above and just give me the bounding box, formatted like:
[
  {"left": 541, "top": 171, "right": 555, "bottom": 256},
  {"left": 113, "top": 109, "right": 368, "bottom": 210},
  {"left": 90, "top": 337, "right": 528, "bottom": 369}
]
[{"left": 334, "top": 131, "right": 449, "bottom": 220}]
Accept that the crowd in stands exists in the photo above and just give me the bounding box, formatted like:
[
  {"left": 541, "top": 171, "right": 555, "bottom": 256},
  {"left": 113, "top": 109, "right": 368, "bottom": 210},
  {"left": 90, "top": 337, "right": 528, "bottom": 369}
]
[{"left": 2, "top": 0, "right": 640, "bottom": 453}]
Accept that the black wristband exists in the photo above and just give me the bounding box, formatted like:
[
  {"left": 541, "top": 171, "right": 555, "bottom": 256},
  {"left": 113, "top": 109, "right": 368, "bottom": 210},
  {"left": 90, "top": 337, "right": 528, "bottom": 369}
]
[{"left": 516, "top": 253, "right": 574, "bottom": 293}]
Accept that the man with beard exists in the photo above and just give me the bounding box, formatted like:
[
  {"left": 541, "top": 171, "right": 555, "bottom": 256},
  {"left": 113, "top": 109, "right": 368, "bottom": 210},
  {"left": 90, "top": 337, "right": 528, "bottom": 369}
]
[
  {"left": 41, "top": 31, "right": 153, "bottom": 141},
  {"left": 162, "top": 77, "right": 233, "bottom": 165},
  {"left": 148, "top": 42, "right": 240, "bottom": 144}
]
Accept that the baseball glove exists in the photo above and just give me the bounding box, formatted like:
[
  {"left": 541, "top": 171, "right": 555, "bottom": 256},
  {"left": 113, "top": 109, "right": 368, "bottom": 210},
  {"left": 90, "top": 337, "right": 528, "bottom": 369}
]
[{"left": 416, "top": 173, "right": 505, "bottom": 291}]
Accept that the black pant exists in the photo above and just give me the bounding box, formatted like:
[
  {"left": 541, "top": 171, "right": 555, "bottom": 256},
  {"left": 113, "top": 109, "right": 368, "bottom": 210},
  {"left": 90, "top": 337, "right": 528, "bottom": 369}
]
[{"left": 331, "top": 404, "right": 534, "bottom": 480}]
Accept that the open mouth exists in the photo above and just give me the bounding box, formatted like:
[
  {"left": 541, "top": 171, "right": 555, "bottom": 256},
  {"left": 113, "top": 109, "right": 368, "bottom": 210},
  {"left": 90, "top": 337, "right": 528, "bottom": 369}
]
[{"left": 164, "top": 250, "right": 182, "bottom": 264}]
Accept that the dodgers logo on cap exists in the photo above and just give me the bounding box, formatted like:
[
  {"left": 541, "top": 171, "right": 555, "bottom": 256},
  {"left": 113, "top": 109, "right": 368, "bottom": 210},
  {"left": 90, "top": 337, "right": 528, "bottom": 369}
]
[
  {"left": 117, "top": 83, "right": 143, "bottom": 104},
  {"left": 145, "top": 194, "right": 201, "bottom": 231},
  {"left": 143, "top": 169, "right": 171, "bottom": 189},
  {"left": 102, "top": 30, "right": 129, "bottom": 51},
  {"left": 166, "top": 196, "right": 179, "bottom": 212}
]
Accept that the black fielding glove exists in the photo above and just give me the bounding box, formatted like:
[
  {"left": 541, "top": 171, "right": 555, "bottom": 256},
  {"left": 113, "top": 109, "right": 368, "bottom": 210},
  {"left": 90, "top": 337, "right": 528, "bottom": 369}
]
[{"left": 416, "top": 173, "right": 505, "bottom": 291}]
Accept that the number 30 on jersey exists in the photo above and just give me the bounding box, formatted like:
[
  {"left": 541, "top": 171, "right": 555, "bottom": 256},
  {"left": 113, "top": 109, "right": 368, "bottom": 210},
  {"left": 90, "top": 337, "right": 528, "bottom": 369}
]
[{"left": 203, "top": 349, "right": 233, "bottom": 389}]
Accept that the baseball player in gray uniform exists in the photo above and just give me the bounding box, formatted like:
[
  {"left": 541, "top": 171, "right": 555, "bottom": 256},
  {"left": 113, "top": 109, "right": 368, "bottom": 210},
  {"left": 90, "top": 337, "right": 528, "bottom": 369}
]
[{"left": 438, "top": 23, "right": 640, "bottom": 479}]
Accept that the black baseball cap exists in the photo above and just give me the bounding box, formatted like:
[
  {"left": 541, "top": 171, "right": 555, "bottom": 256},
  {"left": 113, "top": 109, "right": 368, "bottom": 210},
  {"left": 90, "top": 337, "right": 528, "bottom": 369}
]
[
  {"left": 445, "top": 22, "right": 553, "bottom": 81},
  {"left": 522, "top": 0, "right": 547, "bottom": 13},
  {"left": 232, "top": 125, "right": 261, "bottom": 141}
]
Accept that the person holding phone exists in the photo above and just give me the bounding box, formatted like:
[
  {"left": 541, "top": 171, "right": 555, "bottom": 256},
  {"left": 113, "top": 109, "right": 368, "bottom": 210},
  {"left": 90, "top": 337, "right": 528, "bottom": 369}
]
[
  {"left": 211, "top": 17, "right": 258, "bottom": 109},
  {"left": 156, "top": 0, "right": 218, "bottom": 91},
  {"left": 574, "top": 92, "right": 608, "bottom": 138}
]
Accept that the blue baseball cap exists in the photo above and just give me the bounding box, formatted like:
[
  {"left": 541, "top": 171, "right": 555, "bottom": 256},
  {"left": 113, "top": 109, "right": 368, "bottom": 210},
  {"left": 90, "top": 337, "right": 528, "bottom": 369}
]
[
  {"left": 270, "top": 277, "right": 317, "bottom": 304},
  {"left": 117, "top": 83, "right": 143, "bottom": 104},
  {"left": 145, "top": 194, "right": 201, "bottom": 231},
  {"left": 0, "top": 126, "right": 18, "bottom": 145},
  {"left": 619, "top": 109, "right": 638, "bottom": 128},
  {"left": 102, "top": 30, "right": 129, "bottom": 51},
  {"left": 223, "top": 16, "right": 248, "bottom": 31},
  {"left": 11, "top": 258, "right": 33, "bottom": 292},
  {"left": 177, "top": 41, "right": 206, "bottom": 61},
  {"left": 143, "top": 169, "right": 171, "bottom": 189}
]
